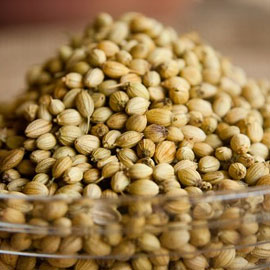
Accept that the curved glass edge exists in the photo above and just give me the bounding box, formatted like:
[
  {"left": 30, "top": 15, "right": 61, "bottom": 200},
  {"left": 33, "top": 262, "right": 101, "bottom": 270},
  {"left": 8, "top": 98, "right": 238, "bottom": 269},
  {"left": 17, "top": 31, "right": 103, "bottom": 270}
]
[
  {"left": 0, "top": 184, "right": 269, "bottom": 203},
  {"left": 0, "top": 239, "right": 270, "bottom": 260}
]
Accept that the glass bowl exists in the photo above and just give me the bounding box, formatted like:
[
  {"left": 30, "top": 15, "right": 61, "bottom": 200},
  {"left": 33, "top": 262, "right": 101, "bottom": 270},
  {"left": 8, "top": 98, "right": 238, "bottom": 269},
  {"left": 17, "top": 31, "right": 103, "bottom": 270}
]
[{"left": 1, "top": 186, "right": 270, "bottom": 269}]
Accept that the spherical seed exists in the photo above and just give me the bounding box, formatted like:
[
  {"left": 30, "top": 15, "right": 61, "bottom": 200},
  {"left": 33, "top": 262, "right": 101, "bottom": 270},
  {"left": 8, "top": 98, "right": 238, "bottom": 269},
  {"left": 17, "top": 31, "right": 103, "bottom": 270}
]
[
  {"left": 187, "top": 98, "right": 213, "bottom": 117},
  {"left": 230, "top": 134, "right": 251, "bottom": 154},
  {"left": 246, "top": 121, "right": 264, "bottom": 143},
  {"left": 176, "top": 147, "right": 195, "bottom": 161},
  {"left": 146, "top": 108, "right": 172, "bottom": 127},
  {"left": 84, "top": 68, "right": 104, "bottom": 88},
  {"left": 36, "top": 133, "right": 56, "bottom": 150},
  {"left": 155, "top": 141, "right": 176, "bottom": 164},
  {"left": 57, "top": 125, "right": 83, "bottom": 146},
  {"left": 193, "top": 142, "right": 214, "bottom": 157},
  {"left": 64, "top": 72, "right": 83, "bottom": 88},
  {"left": 49, "top": 98, "right": 65, "bottom": 115},
  {"left": 63, "top": 167, "right": 83, "bottom": 184},
  {"left": 75, "top": 135, "right": 100, "bottom": 155},
  {"left": 83, "top": 184, "right": 102, "bottom": 198},
  {"left": 153, "top": 163, "right": 174, "bottom": 182},
  {"left": 178, "top": 168, "right": 202, "bottom": 186},
  {"left": 215, "top": 146, "right": 233, "bottom": 161},
  {"left": 91, "top": 123, "right": 109, "bottom": 138},
  {"left": 56, "top": 109, "right": 82, "bottom": 126},
  {"left": 111, "top": 171, "right": 130, "bottom": 193},
  {"left": 198, "top": 156, "right": 220, "bottom": 173},
  {"left": 143, "top": 71, "right": 161, "bottom": 87},
  {"left": 63, "top": 88, "right": 80, "bottom": 108},
  {"left": 109, "top": 91, "right": 129, "bottom": 112},
  {"left": 126, "top": 114, "right": 147, "bottom": 132},
  {"left": 160, "top": 223, "right": 190, "bottom": 250},
  {"left": 250, "top": 142, "right": 269, "bottom": 160},
  {"left": 92, "top": 107, "right": 113, "bottom": 123},
  {"left": 125, "top": 97, "right": 150, "bottom": 115},
  {"left": 126, "top": 82, "right": 150, "bottom": 100},
  {"left": 102, "top": 130, "right": 121, "bottom": 149},
  {"left": 137, "top": 139, "right": 155, "bottom": 158},
  {"left": 116, "top": 50, "right": 132, "bottom": 66},
  {"left": 228, "top": 163, "right": 246, "bottom": 180},
  {"left": 144, "top": 124, "right": 168, "bottom": 143}
]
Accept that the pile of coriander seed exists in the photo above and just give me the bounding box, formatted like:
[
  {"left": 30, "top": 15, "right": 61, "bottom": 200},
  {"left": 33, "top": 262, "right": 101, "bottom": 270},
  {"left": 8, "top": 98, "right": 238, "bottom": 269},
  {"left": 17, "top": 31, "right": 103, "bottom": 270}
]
[{"left": 0, "top": 12, "right": 270, "bottom": 270}]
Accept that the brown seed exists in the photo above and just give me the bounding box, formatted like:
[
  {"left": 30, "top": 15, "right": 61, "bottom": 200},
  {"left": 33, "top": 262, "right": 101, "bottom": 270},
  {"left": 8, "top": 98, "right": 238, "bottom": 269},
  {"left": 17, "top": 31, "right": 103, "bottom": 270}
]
[
  {"left": 107, "top": 112, "right": 128, "bottom": 130},
  {"left": 75, "top": 135, "right": 100, "bottom": 155},
  {"left": 126, "top": 82, "right": 150, "bottom": 100},
  {"left": 116, "top": 131, "right": 143, "bottom": 148},
  {"left": 57, "top": 125, "right": 83, "bottom": 146},
  {"left": 49, "top": 98, "right": 65, "bottom": 115},
  {"left": 56, "top": 109, "right": 82, "bottom": 126},
  {"left": 76, "top": 90, "right": 94, "bottom": 128},
  {"left": 198, "top": 156, "right": 220, "bottom": 173},
  {"left": 137, "top": 139, "right": 155, "bottom": 158},
  {"left": 181, "top": 125, "right": 206, "bottom": 142},
  {"left": 144, "top": 124, "right": 168, "bottom": 143},
  {"left": 36, "top": 133, "right": 56, "bottom": 150},
  {"left": 103, "top": 61, "right": 129, "bottom": 78},
  {"left": 23, "top": 182, "right": 49, "bottom": 196},
  {"left": 25, "top": 119, "right": 52, "bottom": 138},
  {"left": 155, "top": 141, "right": 176, "bottom": 163},
  {"left": 176, "top": 147, "right": 195, "bottom": 161},
  {"left": 193, "top": 142, "right": 214, "bottom": 157},
  {"left": 127, "top": 179, "right": 159, "bottom": 196},
  {"left": 84, "top": 68, "right": 104, "bottom": 88},
  {"left": 125, "top": 97, "right": 150, "bottom": 115},
  {"left": 160, "top": 223, "right": 190, "bottom": 250},
  {"left": 230, "top": 134, "right": 250, "bottom": 154},
  {"left": 146, "top": 108, "right": 172, "bottom": 126},
  {"left": 215, "top": 146, "right": 233, "bottom": 161},
  {"left": 187, "top": 98, "right": 213, "bottom": 117},
  {"left": 213, "top": 246, "right": 236, "bottom": 268},
  {"left": 109, "top": 91, "right": 129, "bottom": 111},
  {"left": 178, "top": 168, "right": 202, "bottom": 186},
  {"left": 0, "top": 148, "right": 25, "bottom": 172},
  {"left": 126, "top": 114, "right": 147, "bottom": 132},
  {"left": 129, "top": 163, "right": 153, "bottom": 179},
  {"left": 52, "top": 156, "right": 73, "bottom": 178},
  {"left": 63, "top": 167, "right": 84, "bottom": 184},
  {"left": 245, "top": 162, "right": 269, "bottom": 185},
  {"left": 228, "top": 163, "right": 246, "bottom": 180},
  {"left": 92, "top": 106, "right": 113, "bottom": 123}
]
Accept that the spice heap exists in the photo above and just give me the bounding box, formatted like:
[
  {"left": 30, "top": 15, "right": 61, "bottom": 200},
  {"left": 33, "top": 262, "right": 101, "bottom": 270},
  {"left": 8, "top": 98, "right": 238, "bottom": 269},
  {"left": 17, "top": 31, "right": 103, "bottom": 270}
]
[{"left": 0, "top": 12, "right": 270, "bottom": 270}]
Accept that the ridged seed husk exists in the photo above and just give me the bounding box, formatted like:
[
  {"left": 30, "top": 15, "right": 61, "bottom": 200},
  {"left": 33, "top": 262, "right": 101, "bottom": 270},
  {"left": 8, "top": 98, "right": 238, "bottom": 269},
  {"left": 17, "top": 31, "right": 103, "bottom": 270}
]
[
  {"left": 25, "top": 119, "right": 52, "bottom": 138},
  {"left": 116, "top": 131, "right": 143, "bottom": 148},
  {"left": 0, "top": 148, "right": 25, "bottom": 172}
]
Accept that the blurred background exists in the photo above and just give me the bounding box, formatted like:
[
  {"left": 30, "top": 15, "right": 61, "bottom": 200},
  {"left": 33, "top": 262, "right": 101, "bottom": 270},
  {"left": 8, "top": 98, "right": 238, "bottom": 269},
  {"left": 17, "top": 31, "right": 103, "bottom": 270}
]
[{"left": 0, "top": 0, "right": 269, "bottom": 101}]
